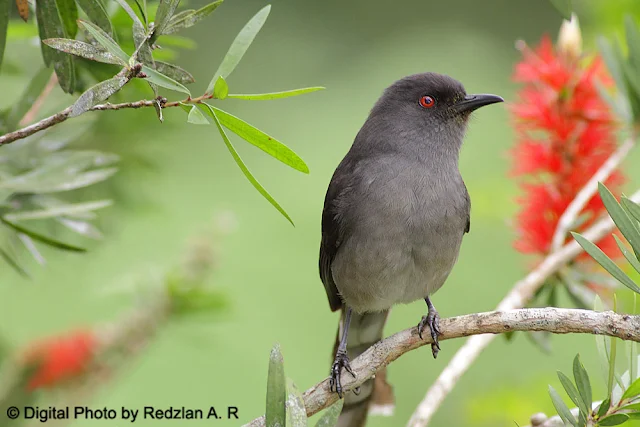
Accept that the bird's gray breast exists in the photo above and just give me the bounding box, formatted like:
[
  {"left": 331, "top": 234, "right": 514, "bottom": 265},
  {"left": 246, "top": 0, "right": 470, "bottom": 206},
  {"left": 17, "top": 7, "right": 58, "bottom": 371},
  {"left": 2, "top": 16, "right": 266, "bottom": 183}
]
[{"left": 331, "top": 156, "right": 469, "bottom": 313}]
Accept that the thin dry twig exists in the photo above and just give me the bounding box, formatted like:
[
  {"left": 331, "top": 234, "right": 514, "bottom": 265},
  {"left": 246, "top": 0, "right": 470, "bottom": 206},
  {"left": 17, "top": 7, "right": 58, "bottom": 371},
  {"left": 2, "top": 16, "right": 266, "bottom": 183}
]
[{"left": 18, "top": 73, "right": 59, "bottom": 127}]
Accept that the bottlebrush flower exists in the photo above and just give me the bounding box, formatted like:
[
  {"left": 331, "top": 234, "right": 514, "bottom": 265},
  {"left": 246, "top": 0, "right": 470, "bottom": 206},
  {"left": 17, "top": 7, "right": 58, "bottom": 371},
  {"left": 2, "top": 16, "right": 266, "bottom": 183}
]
[
  {"left": 511, "top": 30, "right": 624, "bottom": 259},
  {"left": 22, "top": 329, "right": 96, "bottom": 391}
]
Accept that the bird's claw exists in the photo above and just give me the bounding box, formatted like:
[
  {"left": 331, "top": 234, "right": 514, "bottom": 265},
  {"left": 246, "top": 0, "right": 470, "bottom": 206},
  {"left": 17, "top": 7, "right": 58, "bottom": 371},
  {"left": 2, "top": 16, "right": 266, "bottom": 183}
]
[
  {"left": 418, "top": 308, "right": 441, "bottom": 359},
  {"left": 330, "top": 351, "right": 355, "bottom": 397}
]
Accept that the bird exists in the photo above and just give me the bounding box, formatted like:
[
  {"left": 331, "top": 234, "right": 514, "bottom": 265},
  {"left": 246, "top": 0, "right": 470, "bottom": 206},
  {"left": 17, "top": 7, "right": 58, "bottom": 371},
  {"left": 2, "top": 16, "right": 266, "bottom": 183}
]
[{"left": 319, "top": 72, "right": 503, "bottom": 426}]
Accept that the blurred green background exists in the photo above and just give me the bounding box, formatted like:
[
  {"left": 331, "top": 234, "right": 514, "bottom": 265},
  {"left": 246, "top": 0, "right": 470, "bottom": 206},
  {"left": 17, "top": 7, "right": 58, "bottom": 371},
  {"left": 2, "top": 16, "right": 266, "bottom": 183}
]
[{"left": 1, "top": 0, "right": 640, "bottom": 426}]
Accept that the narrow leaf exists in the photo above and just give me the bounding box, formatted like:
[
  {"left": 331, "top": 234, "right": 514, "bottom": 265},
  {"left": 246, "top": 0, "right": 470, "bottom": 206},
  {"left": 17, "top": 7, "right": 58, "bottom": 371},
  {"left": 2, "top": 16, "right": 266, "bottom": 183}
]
[
  {"left": 0, "top": 0, "right": 10, "bottom": 70},
  {"left": 599, "top": 183, "right": 640, "bottom": 256},
  {"left": 204, "top": 104, "right": 294, "bottom": 225},
  {"left": 599, "top": 414, "right": 630, "bottom": 425},
  {"left": 213, "top": 75, "right": 228, "bottom": 99},
  {"left": 622, "top": 198, "right": 640, "bottom": 223},
  {"left": 0, "top": 246, "right": 28, "bottom": 277},
  {"left": 6, "top": 67, "right": 52, "bottom": 131},
  {"left": 573, "top": 354, "right": 592, "bottom": 415},
  {"left": 18, "top": 233, "right": 46, "bottom": 265},
  {"left": 57, "top": 218, "right": 103, "bottom": 239},
  {"left": 76, "top": 0, "right": 115, "bottom": 36},
  {"left": 572, "top": 232, "right": 640, "bottom": 294},
  {"left": 614, "top": 235, "right": 640, "bottom": 274},
  {"left": 557, "top": 371, "right": 587, "bottom": 415},
  {"left": 78, "top": 20, "right": 129, "bottom": 63},
  {"left": 625, "top": 16, "right": 640, "bottom": 71},
  {"left": 114, "top": 0, "right": 144, "bottom": 28},
  {"left": 165, "top": 0, "right": 223, "bottom": 34},
  {"left": 133, "top": 0, "right": 147, "bottom": 25},
  {"left": 56, "top": 0, "right": 78, "bottom": 38},
  {"left": 314, "top": 399, "right": 344, "bottom": 427},
  {"left": 286, "top": 379, "right": 307, "bottom": 427},
  {"left": 598, "top": 37, "right": 627, "bottom": 99},
  {"left": 187, "top": 106, "right": 209, "bottom": 125},
  {"left": 229, "top": 87, "right": 325, "bottom": 100},
  {"left": 210, "top": 106, "right": 309, "bottom": 173},
  {"left": 154, "top": 61, "right": 195, "bottom": 84},
  {"left": 266, "top": 344, "right": 286, "bottom": 427},
  {"left": 36, "top": 0, "right": 75, "bottom": 93},
  {"left": 0, "top": 218, "right": 86, "bottom": 252},
  {"left": 622, "top": 376, "right": 640, "bottom": 401},
  {"left": 150, "top": 0, "right": 180, "bottom": 43},
  {"left": 5, "top": 200, "right": 112, "bottom": 221},
  {"left": 141, "top": 65, "right": 191, "bottom": 94},
  {"left": 206, "top": 5, "right": 271, "bottom": 93},
  {"left": 548, "top": 0, "right": 572, "bottom": 20},
  {"left": 43, "top": 39, "right": 126, "bottom": 65},
  {"left": 597, "top": 397, "right": 611, "bottom": 419},
  {"left": 70, "top": 76, "right": 130, "bottom": 117}
]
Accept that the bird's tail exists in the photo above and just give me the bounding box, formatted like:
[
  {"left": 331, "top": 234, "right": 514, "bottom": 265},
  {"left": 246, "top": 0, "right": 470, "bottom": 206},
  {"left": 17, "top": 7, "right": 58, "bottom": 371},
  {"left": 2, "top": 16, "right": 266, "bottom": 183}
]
[{"left": 334, "top": 309, "right": 394, "bottom": 427}]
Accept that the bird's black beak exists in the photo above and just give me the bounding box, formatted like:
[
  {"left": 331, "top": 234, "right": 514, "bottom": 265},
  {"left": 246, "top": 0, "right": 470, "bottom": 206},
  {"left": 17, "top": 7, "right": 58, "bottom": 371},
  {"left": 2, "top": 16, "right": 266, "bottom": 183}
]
[{"left": 454, "top": 93, "right": 504, "bottom": 113}]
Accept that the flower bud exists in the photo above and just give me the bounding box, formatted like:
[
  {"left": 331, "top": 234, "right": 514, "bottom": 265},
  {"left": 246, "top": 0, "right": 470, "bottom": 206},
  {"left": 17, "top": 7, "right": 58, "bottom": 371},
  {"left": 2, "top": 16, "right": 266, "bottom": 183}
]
[{"left": 558, "top": 14, "right": 582, "bottom": 60}]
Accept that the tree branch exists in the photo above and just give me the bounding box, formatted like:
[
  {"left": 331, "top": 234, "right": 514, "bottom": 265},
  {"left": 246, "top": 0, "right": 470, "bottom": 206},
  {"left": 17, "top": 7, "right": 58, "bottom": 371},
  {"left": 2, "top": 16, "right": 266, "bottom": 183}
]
[{"left": 244, "top": 308, "right": 640, "bottom": 427}]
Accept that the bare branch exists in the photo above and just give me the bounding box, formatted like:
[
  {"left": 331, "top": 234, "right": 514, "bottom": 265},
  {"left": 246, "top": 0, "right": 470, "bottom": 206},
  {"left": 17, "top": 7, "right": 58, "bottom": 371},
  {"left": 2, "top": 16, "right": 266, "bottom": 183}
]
[{"left": 244, "top": 307, "right": 640, "bottom": 427}]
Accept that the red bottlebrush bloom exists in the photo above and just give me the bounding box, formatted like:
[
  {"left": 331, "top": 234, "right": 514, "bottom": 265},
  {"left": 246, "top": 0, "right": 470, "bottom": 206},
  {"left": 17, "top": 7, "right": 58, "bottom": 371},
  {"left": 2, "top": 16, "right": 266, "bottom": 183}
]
[
  {"left": 22, "top": 329, "right": 96, "bottom": 391},
  {"left": 511, "top": 35, "right": 624, "bottom": 257}
]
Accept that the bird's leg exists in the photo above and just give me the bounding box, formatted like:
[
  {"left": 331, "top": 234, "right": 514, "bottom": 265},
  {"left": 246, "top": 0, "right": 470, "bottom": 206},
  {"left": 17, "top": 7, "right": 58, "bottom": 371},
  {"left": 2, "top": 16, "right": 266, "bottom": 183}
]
[
  {"left": 418, "top": 297, "right": 442, "bottom": 359},
  {"left": 330, "top": 306, "right": 356, "bottom": 397}
]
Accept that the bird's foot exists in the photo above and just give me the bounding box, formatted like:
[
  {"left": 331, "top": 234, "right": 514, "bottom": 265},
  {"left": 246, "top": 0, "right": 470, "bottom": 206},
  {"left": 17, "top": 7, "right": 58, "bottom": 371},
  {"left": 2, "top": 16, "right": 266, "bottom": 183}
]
[
  {"left": 330, "top": 350, "right": 355, "bottom": 397},
  {"left": 418, "top": 307, "right": 441, "bottom": 359}
]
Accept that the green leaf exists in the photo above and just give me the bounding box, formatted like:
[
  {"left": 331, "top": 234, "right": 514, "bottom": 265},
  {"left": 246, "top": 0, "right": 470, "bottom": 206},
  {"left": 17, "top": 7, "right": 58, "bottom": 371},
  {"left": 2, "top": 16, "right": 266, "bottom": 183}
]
[
  {"left": 557, "top": 371, "right": 587, "bottom": 415},
  {"left": 548, "top": 0, "right": 572, "bottom": 20},
  {"left": 165, "top": 0, "right": 223, "bottom": 34},
  {"left": 6, "top": 67, "right": 52, "bottom": 131},
  {"left": 43, "top": 39, "right": 126, "bottom": 65},
  {"left": 76, "top": 0, "right": 115, "bottom": 36},
  {"left": 79, "top": 20, "right": 130, "bottom": 63},
  {"left": 150, "top": 0, "right": 180, "bottom": 43},
  {"left": 286, "top": 379, "right": 307, "bottom": 427},
  {"left": 573, "top": 354, "right": 592, "bottom": 416},
  {"left": 141, "top": 65, "right": 191, "bottom": 95},
  {"left": 187, "top": 106, "right": 209, "bottom": 125},
  {"left": 154, "top": 61, "right": 195, "bottom": 84},
  {"left": 203, "top": 104, "right": 294, "bottom": 225},
  {"left": 599, "top": 183, "right": 640, "bottom": 256},
  {"left": 622, "top": 198, "right": 640, "bottom": 224},
  {"left": 213, "top": 76, "right": 228, "bottom": 99},
  {"left": 599, "top": 414, "right": 630, "bottom": 425},
  {"left": 56, "top": 0, "right": 78, "bottom": 38},
  {"left": 228, "top": 87, "right": 325, "bottom": 100},
  {"left": 114, "top": 0, "right": 145, "bottom": 28},
  {"left": 209, "top": 106, "right": 309, "bottom": 173},
  {"left": 614, "top": 235, "right": 640, "bottom": 274},
  {"left": 36, "top": 0, "right": 75, "bottom": 93},
  {"left": 133, "top": 0, "right": 147, "bottom": 25},
  {"left": 548, "top": 385, "right": 578, "bottom": 426},
  {"left": 598, "top": 37, "right": 627, "bottom": 99},
  {"left": 5, "top": 200, "right": 112, "bottom": 221},
  {"left": 622, "top": 376, "right": 640, "bottom": 401},
  {"left": 266, "top": 344, "right": 286, "bottom": 427},
  {"left": 0, "top": 217, "right": 86, "bottom": 252},
  {"left": 625, "top": 16, "right": 640, "bottom": 72},
  {"left": 597, "top": 397, "right": 611, "bottom": 419},
  {"left": 571, "top": 232, "right": 640, "bottom": 294},
  {"left": 620, "top": 402, "right": 640, "bottom": 411},
  {"left": 314, "top": 399, "right": 344, "bottom": 427},
  {"left": 0, "top": 0, "right": 11, "bottom": 70},
  {"left": 70, "top": 75, "right": 130, "bottom": 117},
  {"left": 0, "top": 246, "right": 28, "bottom": 278},
  {"left": 206, "top": 5, "right": 271, "bottom": 93}
]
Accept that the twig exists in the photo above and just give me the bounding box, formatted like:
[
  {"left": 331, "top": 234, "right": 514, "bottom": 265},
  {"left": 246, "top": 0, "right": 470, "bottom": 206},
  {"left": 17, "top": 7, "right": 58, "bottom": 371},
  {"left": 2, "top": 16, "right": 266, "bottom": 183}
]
[
  {"left": 18, "top": 73, "right": 59, "bottom": 127},
  {"left": 245, "top": 308, "right": 640, "bottom": 427},
  {"left": 0, "top": 93, "right": 214, "bottom": 146},
  {"left": 405, "top": 188, "right": 640, "bottom": 427},
  {"left": 550, "top": 136, "right": 636, "bottom": 253}
]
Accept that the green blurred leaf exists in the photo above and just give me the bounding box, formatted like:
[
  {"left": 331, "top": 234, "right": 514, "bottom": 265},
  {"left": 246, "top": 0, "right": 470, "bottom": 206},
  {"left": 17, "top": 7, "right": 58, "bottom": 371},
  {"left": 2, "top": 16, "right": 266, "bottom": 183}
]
[
  {"left": 571, "top": 232, "right": 640, "bottom": 294},
  {"left": 154, "top": 61, "right": 195, "bottom": 84},
  {"left": 622, "top": 198, "right": 640, "bottom": 224},
  {"left": 187, "top": 105, "right": 209, "bottom": 125},
  {"left": 169, "top": 286, "right": 227, "bottom": 316},
  {"left": 598, "top": 37, "right": 628, "bottom": 100},
  {"left": 229, "top": 87, "right": 325, "bottom": 100},
  {"left": 203, "top": 104, "right": 294, "bottom": 225},
  {"left": 210, "top": 106, "right": 309, "bottom": 173},
  {"left": 622, "top": 376, "right": 640, "bottom": 400},
  {"left": 600, "top": 183, "right": 640, "bottom": 256},
  {"left": 76, "top": 0, "right": 115, "bottom": 36},
  {"left": 71, "top": 75, "right": 130, "bottom": 117},
  {"left": 620, "top": 402, "right": 640, "bottom": 411},
  {"left": 43, "top": 39, "right": 126, "bottom": 65},
  {"left": 133, "top": 0, "right": 147, "bottom": 25},
  {"left": 56, "top": 0, "right": 78, "bottom": 38},
  {"left": 0, "top": 0, "right": 10, "bottom": 70},
  {"left": 548, "top": 0, "right": 572, "bottom": 20},
  {"left": 213, "top": 76, "right": 228, "bottom": 99},
  {"left": 150, "top": 0, "right": 180, "bottom": 43},
  {"left": 573, "top": 354, "right": 592, "bottom": 416},
  {"left": 549, "top": 385, "right": 578, "bottom": 426},
  {"left": 597, "top": 397, "right": 611, "bottom": 419},
  {"left": 314, "top": 399, "right": 344, "bottom": 427},
  {"left": 36, "top": 0, "right": 75, "bottom": 93},
  {"left": 79, "top": 20, "right": 130, "bottom": 63},
  {"left": 557, "top": 371, "right": 587, "bottom": 415},
  {"left": 141, "top": 65, "right": 191, "bottom": 94},
  {"left": 625, "top": 16, "right": 640, "bottom": 72},
  {"left": 5, "top": 200, "right": 112, "bottom": 221},
  {"left": 0, "top": 246, "right": 28, "bottom": 277},
  {"left": 165, "top": 0, "right": 223, "bottom": 34},
  {"left": 286, "top": 379, "right": 307, "bottom": 427},
  {"left": 0, "top": 218, "right": 86, "bottom": 252},
  {"left": 206, "top": 5, "right": 271, "bottom": 94},
  {"left": 6, "top": 67, "right": 52, "bottom": 131},
  {"left": 614, "top": 235, "right": 640, "bottom": 274},
  {"left": 19, "top": 233, "right": 46, "bottom": 265},
  {"left": 114, "top": 0, "right": 145, "bottom": 28},
  {"left": 57, "top": 218, "right": 103, "bottom": 239},
  {"left": 266, "top": 344, "right": 286, "bottom": 427},
  {"left": 599, "top": 414, "right": 630, "bottom": 425}
]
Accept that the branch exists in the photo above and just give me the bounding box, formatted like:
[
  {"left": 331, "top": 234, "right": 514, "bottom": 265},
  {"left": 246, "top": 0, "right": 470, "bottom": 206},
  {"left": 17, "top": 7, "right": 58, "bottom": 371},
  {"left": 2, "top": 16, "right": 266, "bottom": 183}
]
[
  {"left": 406, "top": 187, "right": 640, "bottom": 427},
  {"left": 244, "top": 308, "right": 640, "bottom": 427},
  {"left": 0, "top": 93, "right": 214, "bottom": 146}
]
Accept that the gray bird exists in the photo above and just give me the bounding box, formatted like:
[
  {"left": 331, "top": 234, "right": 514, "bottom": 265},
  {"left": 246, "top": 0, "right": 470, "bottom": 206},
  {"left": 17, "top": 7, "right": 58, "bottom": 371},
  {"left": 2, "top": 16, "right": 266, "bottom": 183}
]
[{"left": 319, "top": 72, "right": 502, "bottom": 426}]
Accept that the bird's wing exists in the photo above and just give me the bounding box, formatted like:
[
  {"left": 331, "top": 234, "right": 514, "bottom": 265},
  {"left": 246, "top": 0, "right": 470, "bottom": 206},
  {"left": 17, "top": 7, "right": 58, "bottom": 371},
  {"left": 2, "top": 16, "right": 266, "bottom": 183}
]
[
  {"left": 463, "top": 182, "right": 471, "bottom": 234},
  {"left": 319, "top": 177, "right": 344, "bottom": 312}
]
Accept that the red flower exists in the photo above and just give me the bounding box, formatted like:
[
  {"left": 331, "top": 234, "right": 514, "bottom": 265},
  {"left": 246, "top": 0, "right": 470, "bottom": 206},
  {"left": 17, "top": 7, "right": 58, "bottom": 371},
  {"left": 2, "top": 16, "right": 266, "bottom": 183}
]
[
  {"left": 511, "top": 35, "right": 623, "bottom": 257},
  {"left": 22, "top": 329, "right": 96, "bottom": 390}
]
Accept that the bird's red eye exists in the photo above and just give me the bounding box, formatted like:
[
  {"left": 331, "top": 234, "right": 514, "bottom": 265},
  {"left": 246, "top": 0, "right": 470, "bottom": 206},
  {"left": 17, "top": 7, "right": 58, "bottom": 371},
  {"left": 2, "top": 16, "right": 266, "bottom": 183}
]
[{"left": 419, "top": 95, "right": 435, "bottom": 108}]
